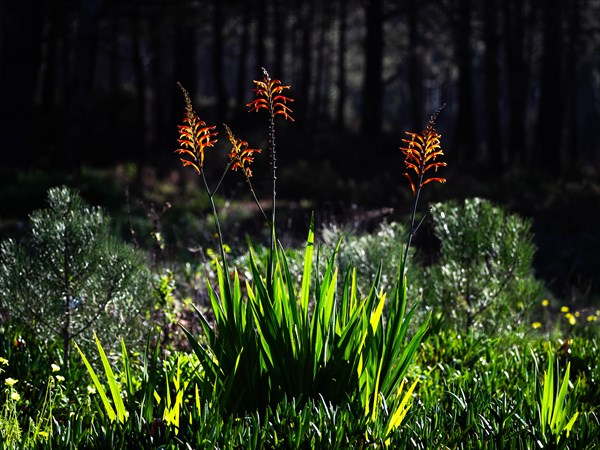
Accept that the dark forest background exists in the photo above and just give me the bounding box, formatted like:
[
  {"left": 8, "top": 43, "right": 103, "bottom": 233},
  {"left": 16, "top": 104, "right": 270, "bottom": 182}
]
[
  {"left": 1, "top": 0, "right": 600, "bottom": 300},
  {"left": 1, "top": 0, "right": 599, "bottom": 172}
]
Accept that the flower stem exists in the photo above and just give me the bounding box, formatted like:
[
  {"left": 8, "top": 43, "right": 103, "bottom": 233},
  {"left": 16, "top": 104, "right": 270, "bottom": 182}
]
[
  {"left": 401, "top": 172, "right": 425, "bottom": 280},
  {"left": 263, "top": 69, "right": 277, "bottom": 288},
  {"left": 201, "top": 171, "right": 227, "bottom": 265},
  {"left": 268, "top": 94, "right": 277, "bottom": 257},
  {"left": 245, "top": 176, "right": 270, "bottom": 223},
  {"left": 212, "top": 162, "right": 233, "bottom": 196}
]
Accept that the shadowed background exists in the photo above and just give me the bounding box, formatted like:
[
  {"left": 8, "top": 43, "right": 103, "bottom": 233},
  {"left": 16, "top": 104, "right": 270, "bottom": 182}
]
[{"left": 0, "top": 0, "right": 599, "bottom": 301}]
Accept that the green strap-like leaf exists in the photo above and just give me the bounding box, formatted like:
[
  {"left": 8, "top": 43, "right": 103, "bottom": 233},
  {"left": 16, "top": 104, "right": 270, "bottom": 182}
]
[
  {"left": 387, "top": 378, "right": 419, "bottom": 436},
  {"left": 120, "top": 338, "right": 134, "bottom": 401},
  {"left": 95, "top": 333, "right": 128, "bottom": 423},
  {"left": 75, "top": 341, "right": 116, "bottom": 422},
  {"left": 300, "top": 217, "right": 315, "bottom": 316}
]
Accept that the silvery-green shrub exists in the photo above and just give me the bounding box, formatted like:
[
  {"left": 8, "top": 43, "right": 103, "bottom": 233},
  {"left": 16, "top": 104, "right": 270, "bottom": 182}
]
[
  {"left": 321, "top": 221, "right": 423, "bottom": 300},
  {"left": 0, "top": 186, "right": 151, "bottom": 364},
  {"left": 424, "top": 198, "right": 544, "bottom": 333}
]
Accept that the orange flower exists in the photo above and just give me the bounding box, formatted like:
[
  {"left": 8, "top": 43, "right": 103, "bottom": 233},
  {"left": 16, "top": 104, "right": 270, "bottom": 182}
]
[
  {"left": 224, "top": 124, "right": 262, "bottom": 178},
  {"left": 247, "top": 68, "right": 294, "bottom": 121},
  {"left": 175, "top": 83, "right": 218, "bottom": 174},
  {"left": 400, "top": 106, "right": 447, "bottom": 196}
]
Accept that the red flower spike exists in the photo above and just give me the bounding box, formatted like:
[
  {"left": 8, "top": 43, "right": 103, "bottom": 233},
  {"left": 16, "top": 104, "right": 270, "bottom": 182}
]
[
  {"left": 400, "top": 105, "right": 447, "bottom": 196},
  {"left": 247, "top": 68, "right": 295, "bottom": 122},
  {"left": 175, "top": 82, "right": 218, "bottom": 173},
  {"left": 224, "top": 124, "right": 262, "bottom": 178}
]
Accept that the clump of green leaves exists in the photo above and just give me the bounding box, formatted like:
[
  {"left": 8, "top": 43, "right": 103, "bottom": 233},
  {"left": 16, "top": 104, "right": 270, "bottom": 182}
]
[
  {"left": 424, "top": 198, "right": 544, "bottom": 334},
  {"left": 535, "top": 349, "right": 580, "bottom": 445},
  {"left": 183, "top": 221, "right": 429, "bottom": 443},
  {"left": 0, "top": 186, "right": 151, "bottom": 365}
]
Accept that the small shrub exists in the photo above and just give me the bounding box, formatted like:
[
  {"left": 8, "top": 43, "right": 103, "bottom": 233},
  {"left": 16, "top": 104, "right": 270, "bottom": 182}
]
[
  {"left": 424, "top": 197, "right": 544, "bottom": 334},
  {"left": 0, "top": 186, "right": 151, "bottom": 365}
]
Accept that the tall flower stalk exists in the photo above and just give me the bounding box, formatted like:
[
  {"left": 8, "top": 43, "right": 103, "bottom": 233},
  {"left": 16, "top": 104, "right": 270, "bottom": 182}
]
[
  {"left": 175, "top": 83, "right": 235, "bottom": 265},
  {"left": 247, "top": 68, "right": 294, "bottom": 258},
  {"left": 175, "top": 83, "right": 265, "bottom": 271},
  {"left": 399, "top": 104, "right": 447, "bottom": 277},
  {"left": 223, "top": 124, "right": 268, "bottom": 222}
]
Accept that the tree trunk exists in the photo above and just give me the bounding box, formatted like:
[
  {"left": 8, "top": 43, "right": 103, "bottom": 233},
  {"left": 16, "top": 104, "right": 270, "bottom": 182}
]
[
  {"left": 131, "top": 9, "right": 149, "bottom": 165},
  {"left": 150, "top": 11, "right": 168, "bottom": 166},
  {"left": 563, "top": 0, "right": 581, "bottom": 166},
  {"left": 535, "top": 0, "right": 563, "bottom": 174},
  {"left": 173, "top": 22, "right": 196, "bottom": 119},
  {"left": 256, "top": 0, "right": 268, "bottom": 69},
  {"left": 40, "top": 3, "right": 60, "bottom": 116},
  {"left": 407, "top": 0, "right": 423, "bottom": 131},
  {"left": 236, "top": 2, "right": 251, "bottom": 107},
  {"left": 453, "top": 0, "right": 476, "bottom": 163},
  {"left": 361, "top": 0, "right": 384, "bottom": 136},
  {"left": 298, "top": 1, "right": 314, "bottom": 126},
  {"left": 483, "top": 0, "right": 502, "bottom": 169},
  {"left": 0, "top": 1, "right": 45, "bottom": 166},
  {"left": 312, "top": 2, "right": 328, "bottom": 122},
  {"left": 502, "top": 0, "right": 529, "bottom": 168},
  {"left": 336, "top": 0, "right": 348, "bottom": 128},
  {"left": 62, "top": 0, "right": 102, "bottom": 169},
  {"left": 106, "top": 9, "right": 121, "bottom": 157},
  {"left": 213, "top": 0, "right": 227, "bottom": 119},
  {"left": 273, "top": 0, "right": 285, "bottom": 79}
]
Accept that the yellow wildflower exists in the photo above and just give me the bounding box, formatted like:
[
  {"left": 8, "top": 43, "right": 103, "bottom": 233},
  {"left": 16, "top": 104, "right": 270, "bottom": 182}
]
[
  {"left": 541, "top": 299, "right": 550, "bottom": 307},
  {"left": 565, "top": 313, "right": 576, "bottom": 326},
  {"left": 51, "top": 363, "right": 60, "bottom": 372},
  {"left": 532, "top": 321, "right": 542, "bottom": 330},
  {"left": 11, "top": 391, "right": 20, "bottom": 401},
  {"left": 560, "top": 306, "right": 569, "bottom": 313},
  {"left": 4, "top": 377, "right": 17, "bottom": 387}
]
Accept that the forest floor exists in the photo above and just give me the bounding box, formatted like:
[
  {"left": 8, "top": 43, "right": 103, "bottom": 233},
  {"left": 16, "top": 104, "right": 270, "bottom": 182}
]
[{"left": 1, "top": 163, "right": 599, "bottom": 306}]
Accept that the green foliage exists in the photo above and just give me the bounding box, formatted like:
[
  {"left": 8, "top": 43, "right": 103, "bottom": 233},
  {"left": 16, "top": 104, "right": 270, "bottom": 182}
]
[
  {"left": 21, "top": 372, "right": 64, "bottom": 448},
  {"left": 424, "top": 197, "right": 544, "bottom": 334},
  {"left": 71, "top": 330, "right": 419, "bottom": 449},
  {"left": 2, "top": 59, "right": 598, "bottom": 447},
  {"left": 182, "top": 219, "right": 429, "bottom": 443},
  {"left": 225, "top": 221, "right": 421, "bottom": 327},
  {"left": 0, "top": 375, "right": 21, "bottom": 448},
  {"left": 536, "top": 349, "right": 580, "bottom": 445},
  {"left": 0, "top": 186, "right": 151, "bottom": 362},
  {"left": 76, "top": 334, "right": 129, "bottom": 424},
  {"left": 0, "top": 339, "right": 68, "bottom": 449},
  {"left": 1, "top": 321, "right": 600, "bottom": 448},
  {"left": 321, "top": 221, "right": 424, "bottom": 309},
  {"left": 398, "top": 330, "right": 600, "bottom": 449}
]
